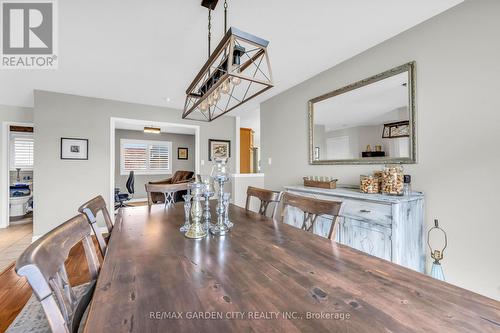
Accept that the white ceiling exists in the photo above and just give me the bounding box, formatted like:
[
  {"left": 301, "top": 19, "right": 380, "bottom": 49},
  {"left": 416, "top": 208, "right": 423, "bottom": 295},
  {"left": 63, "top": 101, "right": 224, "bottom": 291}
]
[
  {"left": 0, "top": 0, "right": 463, "bottom": 114},
  {"left": 315, "top": 72, "right": 408, "bottom": 132}
]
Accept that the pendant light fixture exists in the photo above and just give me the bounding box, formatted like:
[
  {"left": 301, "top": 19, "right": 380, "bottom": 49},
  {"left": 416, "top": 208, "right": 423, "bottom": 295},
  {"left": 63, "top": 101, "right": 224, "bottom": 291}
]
[{"left": 183, "top": 0, "right": 273, "bottom": 122}]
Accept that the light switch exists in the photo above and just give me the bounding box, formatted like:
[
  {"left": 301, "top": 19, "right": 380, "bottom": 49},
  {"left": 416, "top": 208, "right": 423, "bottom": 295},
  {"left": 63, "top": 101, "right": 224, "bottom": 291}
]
[
  {"left": 268, "top": 157, "right": 272, "bottom": 165},
  {"left": 201, "top": 160, "right": 205, "bottom": 166}
]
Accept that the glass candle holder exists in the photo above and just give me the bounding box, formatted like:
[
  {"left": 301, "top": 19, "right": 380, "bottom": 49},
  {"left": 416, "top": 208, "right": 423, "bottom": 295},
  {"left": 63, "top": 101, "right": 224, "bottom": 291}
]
[
  {"left": 223, "top": 192, "right": 233, "bottom": 229},
  {"left": 185, "top": 182, "right": 207, "bottom": 239},
  {"left": 210, "top": 158, "right": 230, "bottom": 236},
  {"left": 180, "top": 194, "right": 192, "bottom": 232},
  {"left": 202, "top": 182, "right": 215, "bottom": 231}
]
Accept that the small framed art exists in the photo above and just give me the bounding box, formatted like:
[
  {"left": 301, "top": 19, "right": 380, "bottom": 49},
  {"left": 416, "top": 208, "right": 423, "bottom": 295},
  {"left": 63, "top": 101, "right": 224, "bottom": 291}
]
[
  {"left": 208, "top": 139, "right": 231, "bottom": 161},
  {"left": 60, "top": 138, "right": 89, "bottom": 160},
  {"left": 178, "top": 147, "right": 189, "bottom": 160}
]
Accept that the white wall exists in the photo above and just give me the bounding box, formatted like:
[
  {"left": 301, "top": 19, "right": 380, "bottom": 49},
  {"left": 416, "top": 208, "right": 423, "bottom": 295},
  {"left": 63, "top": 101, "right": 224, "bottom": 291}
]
[
  {"left": 0, "top": 105, "right": 34, "bottom": 228},
  {"left": 33, "top": 90, "right": 236, "bottom": 237},
  {"left": 261, "top": 0, "right": 500, "bottom": 300},
  {"left": 231, "top": 174, "right": 265, "bottom": 210},
  {"left": 115, "top": 129, "right": 196, "bottom": 198},
  {"left": 239, "top": 108, "right": 261, "bottom": 147}
]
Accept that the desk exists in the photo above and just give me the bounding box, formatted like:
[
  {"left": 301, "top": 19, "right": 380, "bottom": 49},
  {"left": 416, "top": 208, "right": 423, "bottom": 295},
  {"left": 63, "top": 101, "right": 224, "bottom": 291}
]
[{"left": 85, "top": 203, "right": 500, "bottom": 332}]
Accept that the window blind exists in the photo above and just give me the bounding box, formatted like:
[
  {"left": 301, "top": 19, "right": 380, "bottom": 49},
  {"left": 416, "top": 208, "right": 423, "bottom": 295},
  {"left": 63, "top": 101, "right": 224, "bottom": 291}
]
[
  {"left": 11, "top": 134, "right": 34, "bottom": 169},
  {"left": 120, "top": 139, "right": 172, "bottom": 175},
  {"left": 149, "top": 144, "right": 170, "bottom": 170}
]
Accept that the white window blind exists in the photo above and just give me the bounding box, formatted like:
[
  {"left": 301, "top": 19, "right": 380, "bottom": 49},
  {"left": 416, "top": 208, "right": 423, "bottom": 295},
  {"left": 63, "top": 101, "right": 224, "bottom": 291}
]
[
  {"left": 120, "top": 139, "right": 172, "bottom": 175},
  {"left": 10, "top": 133, "right": 34, "bottom": 170}
]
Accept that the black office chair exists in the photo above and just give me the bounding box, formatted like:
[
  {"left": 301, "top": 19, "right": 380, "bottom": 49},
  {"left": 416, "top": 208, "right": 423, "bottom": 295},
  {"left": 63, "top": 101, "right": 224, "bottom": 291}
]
[{"left": 115, "top": 171, "right": 135, "bottom": 209}]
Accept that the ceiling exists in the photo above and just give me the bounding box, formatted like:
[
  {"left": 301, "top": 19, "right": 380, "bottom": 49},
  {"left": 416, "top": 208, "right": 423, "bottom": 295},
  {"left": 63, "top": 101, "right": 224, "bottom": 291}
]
[
  {"left": 315, "top": 72, "right": 408, "bottom": 132},
  {"left": 0, "top": 0, "right": 463, "bottom": 114}
]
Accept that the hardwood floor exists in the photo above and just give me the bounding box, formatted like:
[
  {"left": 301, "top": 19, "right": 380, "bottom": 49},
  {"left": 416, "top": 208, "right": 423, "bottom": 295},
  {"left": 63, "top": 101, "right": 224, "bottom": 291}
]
[
  {"left": 0, "top": 238, "right": 101, "bottom": 332},
  {"left": 0, "top": 222, "right": 33, "bottom": 272},
  {"left": 125, "top": 200, "right": 148, "bottom": 207}
]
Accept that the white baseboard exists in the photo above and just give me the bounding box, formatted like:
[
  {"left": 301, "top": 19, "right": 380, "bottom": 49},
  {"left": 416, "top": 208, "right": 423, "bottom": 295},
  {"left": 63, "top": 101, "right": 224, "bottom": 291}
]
[{"left": 128, "top": 197, "right": 147, "bottom": 203}]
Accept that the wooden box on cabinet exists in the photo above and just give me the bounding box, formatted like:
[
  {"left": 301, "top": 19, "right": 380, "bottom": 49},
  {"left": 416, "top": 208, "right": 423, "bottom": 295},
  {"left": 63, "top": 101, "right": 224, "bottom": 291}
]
[{"left": 284, "top": 185, "right": 425, "bottom": 273}]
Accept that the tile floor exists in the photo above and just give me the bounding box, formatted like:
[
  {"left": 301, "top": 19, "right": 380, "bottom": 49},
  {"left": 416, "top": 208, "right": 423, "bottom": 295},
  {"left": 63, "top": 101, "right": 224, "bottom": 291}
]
[{"left": 0, "top": 221, "right": 33, "bottom": 273}]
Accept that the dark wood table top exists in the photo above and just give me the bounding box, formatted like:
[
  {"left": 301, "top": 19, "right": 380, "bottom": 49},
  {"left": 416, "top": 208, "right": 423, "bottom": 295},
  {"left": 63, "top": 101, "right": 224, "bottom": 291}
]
[{"left": 85, "top": 203, "right": 500, "bottom": 333}]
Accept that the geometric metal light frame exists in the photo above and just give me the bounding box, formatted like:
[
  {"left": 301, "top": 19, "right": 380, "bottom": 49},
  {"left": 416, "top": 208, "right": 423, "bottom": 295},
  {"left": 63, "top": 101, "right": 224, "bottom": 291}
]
[{"left": 183, "top": 27, "right": 273, "bottom": 121}]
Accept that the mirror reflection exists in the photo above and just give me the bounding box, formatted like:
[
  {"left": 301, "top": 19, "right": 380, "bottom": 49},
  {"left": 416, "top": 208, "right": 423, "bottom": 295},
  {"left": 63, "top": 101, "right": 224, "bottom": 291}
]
[{"left": 310, "top": 63, "right": 415, "bottom": 164}]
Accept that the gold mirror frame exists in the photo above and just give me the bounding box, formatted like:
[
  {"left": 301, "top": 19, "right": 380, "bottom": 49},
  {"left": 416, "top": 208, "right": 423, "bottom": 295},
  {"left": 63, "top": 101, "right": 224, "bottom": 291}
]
[{"left": 308, "top": 62, "right": 417, "bottom": 165}]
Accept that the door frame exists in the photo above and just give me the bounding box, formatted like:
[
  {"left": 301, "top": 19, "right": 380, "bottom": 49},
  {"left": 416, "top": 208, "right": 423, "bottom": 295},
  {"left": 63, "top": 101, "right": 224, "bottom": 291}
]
[
  {"left": 1, "top": 121, "right": 34, "bottom": 228},
  {"left": 109, "top": 117, "right": 200, "bottom": 219}
]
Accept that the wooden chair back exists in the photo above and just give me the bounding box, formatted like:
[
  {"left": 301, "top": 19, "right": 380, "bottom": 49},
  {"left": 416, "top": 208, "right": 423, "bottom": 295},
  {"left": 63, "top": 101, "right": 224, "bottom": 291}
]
[
  {"left": 145, "top": 182, "right": 190, "bottom": 209},
  {"left": 78, "top": 195, "right": 113, "bottom": 256},
  {"left": 15, "top": 214, "right": 100, "bottom": 333},
  {"left": 245, "top": 186, "right": 283, "bottom": 219},
  {"left": 281, "top": 192, "right": 342, "bottom": 240}
]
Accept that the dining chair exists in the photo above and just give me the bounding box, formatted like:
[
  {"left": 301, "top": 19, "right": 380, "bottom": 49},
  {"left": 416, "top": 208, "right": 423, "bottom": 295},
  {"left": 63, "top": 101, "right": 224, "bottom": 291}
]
[
  {"left": 281, "top": 192, "right": 342, "bottom": 240},
  {"left": 78, "top": 195, "right": 113, "bottom": 257},
  {"left": 245, "top": 186, "right": 283, "bottom": 219},
  {"left": 145, "top": 182, "right": 190, "bottom": 210},
  {"left": 13, "top": 214, "right": 100, "bottom": 333}
]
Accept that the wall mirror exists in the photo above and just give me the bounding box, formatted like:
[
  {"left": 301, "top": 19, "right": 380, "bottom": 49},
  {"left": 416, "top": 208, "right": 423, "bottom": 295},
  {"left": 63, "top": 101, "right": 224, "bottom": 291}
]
[{"left": 309, "top": 62, "right": 416, "bottom": 165}]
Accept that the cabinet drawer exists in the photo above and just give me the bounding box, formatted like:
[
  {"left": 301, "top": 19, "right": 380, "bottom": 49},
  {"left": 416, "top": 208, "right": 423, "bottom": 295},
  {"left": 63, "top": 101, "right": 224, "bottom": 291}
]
[
  {"left": 306, "top": 193, "right": 393, "bottom": 226},
  {"left": 341, "top": 199, "right": 392, "bottom": 226}
]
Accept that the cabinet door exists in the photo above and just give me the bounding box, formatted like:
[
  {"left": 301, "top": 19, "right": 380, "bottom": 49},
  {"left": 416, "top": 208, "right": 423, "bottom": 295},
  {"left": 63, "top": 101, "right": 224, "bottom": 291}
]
[{"left": 339, "top": 218, "right": 392, "bottom": 261}]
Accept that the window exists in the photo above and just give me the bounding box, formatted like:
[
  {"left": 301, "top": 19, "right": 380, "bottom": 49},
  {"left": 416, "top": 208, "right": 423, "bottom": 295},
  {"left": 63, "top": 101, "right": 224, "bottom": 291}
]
[
  {"left": 120, "top": 139, "right": 172, "bottom": 175},
  {"left": 10, "top": 133, "right": 34, "bottom": 170}
]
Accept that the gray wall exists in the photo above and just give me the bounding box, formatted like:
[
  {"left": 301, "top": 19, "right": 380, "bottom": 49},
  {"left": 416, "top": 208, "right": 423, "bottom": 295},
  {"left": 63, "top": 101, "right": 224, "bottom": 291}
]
[
  {"left": 34, "top": 90, "right": 235, "bottom": 237},
  {"left": 115, "top": 129, "right": 195, "bottom": 198},
  {"left": 0, "top": 105, "right": 34, "bottom": 227},
  {"left": 261, "top": 0, "right": 500, "bottom": 300}
]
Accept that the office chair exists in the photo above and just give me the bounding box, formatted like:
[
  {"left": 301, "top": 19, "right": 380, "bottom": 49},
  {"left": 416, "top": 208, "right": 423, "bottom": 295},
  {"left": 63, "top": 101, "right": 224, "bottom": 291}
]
[{"left": 115, "top": 171, "right": 135, "bottom": 209}]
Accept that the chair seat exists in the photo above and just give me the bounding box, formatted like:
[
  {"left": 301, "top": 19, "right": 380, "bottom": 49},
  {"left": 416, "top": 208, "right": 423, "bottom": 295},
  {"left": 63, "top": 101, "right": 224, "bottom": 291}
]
[
  {"left": 117, "top": 193, "right": 129, "bottom": 200},
  {"left": 6, "top": 282, "right": 92, "bottom": 333}
]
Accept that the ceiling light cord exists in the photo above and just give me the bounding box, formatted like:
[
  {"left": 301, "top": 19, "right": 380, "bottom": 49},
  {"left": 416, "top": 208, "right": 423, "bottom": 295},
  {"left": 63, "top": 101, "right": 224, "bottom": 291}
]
[
  {"left": 208, "top": 9, "right": 212, "bottom": 59},
  {"left": 224, "top": 0, "right": 228, "bottom": 32}
]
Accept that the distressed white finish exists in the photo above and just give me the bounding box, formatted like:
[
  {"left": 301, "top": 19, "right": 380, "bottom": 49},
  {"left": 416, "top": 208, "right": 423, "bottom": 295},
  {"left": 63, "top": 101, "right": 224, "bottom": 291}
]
[{"left": 284, "top": 185, "right": 425, "bottom": 272}]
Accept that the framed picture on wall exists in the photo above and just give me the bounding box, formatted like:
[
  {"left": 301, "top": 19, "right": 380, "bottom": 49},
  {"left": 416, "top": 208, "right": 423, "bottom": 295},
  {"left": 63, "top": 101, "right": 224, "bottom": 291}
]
[
  {"left": 208, "top": 139, "right": 231, "bottom": 161},
  {"left": 178, "top": 147, "right": 189, "bottom": 160},
  {"left": 60, "top": 138, "right": 88, "bottom": 160}
]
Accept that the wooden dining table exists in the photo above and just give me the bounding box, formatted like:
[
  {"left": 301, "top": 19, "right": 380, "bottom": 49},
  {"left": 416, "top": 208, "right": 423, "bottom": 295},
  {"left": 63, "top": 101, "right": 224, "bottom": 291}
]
[{"left": 84, "top": 203, "right": 500, "bottom": 333}]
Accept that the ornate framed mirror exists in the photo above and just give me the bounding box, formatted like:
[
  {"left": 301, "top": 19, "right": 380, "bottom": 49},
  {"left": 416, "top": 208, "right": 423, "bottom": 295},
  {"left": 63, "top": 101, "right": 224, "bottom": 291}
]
[{"left": 308, "top": 62, "right": 416, "bottom": 165}]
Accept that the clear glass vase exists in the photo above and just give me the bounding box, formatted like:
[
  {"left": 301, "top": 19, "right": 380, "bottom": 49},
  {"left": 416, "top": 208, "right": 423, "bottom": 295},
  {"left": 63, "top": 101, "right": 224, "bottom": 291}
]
[{"left": 179, "top": 194, "right": 192, "bottom": 232}]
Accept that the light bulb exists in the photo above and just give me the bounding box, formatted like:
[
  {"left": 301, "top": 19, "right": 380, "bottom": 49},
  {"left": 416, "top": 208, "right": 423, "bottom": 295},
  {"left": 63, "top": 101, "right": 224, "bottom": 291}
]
[
  {"left": 220, "top": 80, "right": 231, "bottom": 94},
  {"left": 199, "top": 100, "right": 209, "bottom": 111},
  {"left": 207, "top": 94, "right": 215, "bottom": 106},
  {"left": 231, "top": 76, "right": 241, "bottom": 86},
  {"left": 212, "top": 89, "right": 221, "bottom": 101}
]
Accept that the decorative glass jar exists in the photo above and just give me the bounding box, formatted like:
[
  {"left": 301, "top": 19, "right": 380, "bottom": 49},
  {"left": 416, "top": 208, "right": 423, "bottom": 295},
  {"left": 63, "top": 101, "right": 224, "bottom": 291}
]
[
  {"left": 360, "top": 175, "right": 379, "bottom": 194},
  {"left": 381, "top": 165, "right": 404, "bottom": 196},
  {"left": 210, "top": 158, "right": 230, "bottom": 182}
]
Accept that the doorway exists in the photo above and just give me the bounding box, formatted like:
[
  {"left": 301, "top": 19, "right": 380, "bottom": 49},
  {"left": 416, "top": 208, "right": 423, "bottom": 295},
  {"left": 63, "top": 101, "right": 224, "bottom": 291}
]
[
  {"left": 109, "top": 117, "right": 200, "bottom": 214},
  {"left": 0, "top": 122, "right": 34, "bottom": 272}
]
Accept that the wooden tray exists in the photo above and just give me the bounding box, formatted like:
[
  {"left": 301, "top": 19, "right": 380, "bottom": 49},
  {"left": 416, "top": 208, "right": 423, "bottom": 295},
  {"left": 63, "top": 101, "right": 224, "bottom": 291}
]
[{"left": 303, "top": 177, "right": 337, "bottom": 189}]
